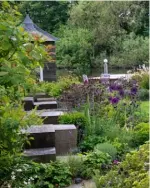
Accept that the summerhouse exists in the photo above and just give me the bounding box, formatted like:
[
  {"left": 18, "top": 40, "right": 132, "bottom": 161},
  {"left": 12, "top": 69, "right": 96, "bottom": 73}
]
[{"left": 22, "top": 14, "right": 58, "bottom": 81}]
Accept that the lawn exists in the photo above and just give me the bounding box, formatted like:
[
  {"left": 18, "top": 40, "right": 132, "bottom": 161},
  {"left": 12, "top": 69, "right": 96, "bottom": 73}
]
[{"left": 140, "top": 100, "right": 149, "bottom": 115}]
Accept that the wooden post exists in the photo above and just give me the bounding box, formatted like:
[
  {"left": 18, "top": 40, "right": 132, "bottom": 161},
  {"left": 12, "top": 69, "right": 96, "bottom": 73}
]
[{"left": 40, "top": 66, "right": 43, "bottom": 82}]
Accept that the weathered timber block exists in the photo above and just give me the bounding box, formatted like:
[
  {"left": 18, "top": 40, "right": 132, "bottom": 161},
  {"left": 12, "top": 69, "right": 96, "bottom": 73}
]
[
  {"left": 37, "top": 111, "right": 64, "bottom": 124},
  {"left": 23, "top": 125, "right": 55, "bottom": 149},
  {"left": 23, "top": 97, "right": 34, "bottom": 111},
  {"left": 34, "top": 101, "right": 57, "bottom": 110},
  {"left": 54, "top": 125, "right": 77, "bottom": 155},
  {"left": 24, "top": 147, "right": 56, "bottom": 163},
  {"left": 43, "top": 62, "right": 56, "bottom": 82},
  {"left": 37, "top": 97, "right": 56, "bottom": 102}
]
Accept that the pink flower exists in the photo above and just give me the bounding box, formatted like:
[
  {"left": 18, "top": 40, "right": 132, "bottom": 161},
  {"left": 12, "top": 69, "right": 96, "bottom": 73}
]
[
  {"left": 113, "top": 160, "right": 120, "bottom": 165},
  {"left": 84, "top": 80, "right": 88, "bottom": 84}
]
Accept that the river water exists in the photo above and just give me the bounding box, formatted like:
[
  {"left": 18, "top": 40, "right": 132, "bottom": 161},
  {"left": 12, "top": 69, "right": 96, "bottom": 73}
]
[{"left": 57, "top": 67, "right": 129, "bottom": 77}]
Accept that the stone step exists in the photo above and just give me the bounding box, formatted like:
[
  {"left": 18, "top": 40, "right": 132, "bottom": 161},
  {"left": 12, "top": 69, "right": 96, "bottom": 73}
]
[
  {"left": 24, "top": 147, "right": 56, "bottom": 163},
  {"left": 34, "top": 101, "right": 57, "bottom": 110},
  {"left": 24, "top": 125, "right": 55, "bottom": 149},
  {"left": 37, "top": 111, "right": 64, "bottom": 124}
]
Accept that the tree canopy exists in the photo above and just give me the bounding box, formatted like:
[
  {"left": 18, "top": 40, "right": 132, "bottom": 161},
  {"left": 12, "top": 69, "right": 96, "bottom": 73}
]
[
  {"left": 18, "top": 1, "right": 149, "bottom": 75},
  {"left": 18, "top": 1, "right": 70, "bottom": 34}
]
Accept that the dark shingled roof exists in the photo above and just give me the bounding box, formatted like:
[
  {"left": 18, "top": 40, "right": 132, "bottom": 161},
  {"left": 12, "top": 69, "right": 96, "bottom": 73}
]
[{"left": 22, "top": 14, "right": 58, "bottom": 42}]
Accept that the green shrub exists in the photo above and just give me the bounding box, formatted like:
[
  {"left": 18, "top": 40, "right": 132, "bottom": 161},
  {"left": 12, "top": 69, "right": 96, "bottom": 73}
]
[
  {"left": 94, "top": 143, "right": 117, "bottom": 160},
  {"left": 83, "top": 151, "right": 112, "bottom": 173},
  {"left": 140, "top": 72, "right": 149, "bottom": 90},
  {"left": 131, "top": 122, "right": 149, "bottom": 147},
  {"left": 59, "top": 112, "right": 89, "bottom": 144},
  {"left": 59, "top": 112, "right": 89, "bottom": 129},
  {"left": 34, "top": 75, "right": 80, "bottom": 97},
  {"left": 65, "top": 155, "right": 84, "bottom": 178},
  {"left": 0, "top": 160, "right": 72, "bottom": 188},
  {"left": 138, "top": 89, "right": 149, "bottom": 101},
  {"left": 0, "top": 103, "right": 42, "bottom": 178},
  {"left": 49, "top": 161, "right": 72, "bottom": 187},
  {"left": 93, "top": 143, "right": 149, "bottom": 188},
  {"left": 132, "top": 68, "right": 149, "bottom": 90},
  {"left": 102, "top": 123, "right": 133, "bottom": 144},
  {"left": 79, "top": 135, "right": 107, "bottom": 152},
  {"left": 111, "top": 138, "right": 130, "bottom": 160},
  {"left": 74, "top": 151, "right": 112, "bottom": 179}
]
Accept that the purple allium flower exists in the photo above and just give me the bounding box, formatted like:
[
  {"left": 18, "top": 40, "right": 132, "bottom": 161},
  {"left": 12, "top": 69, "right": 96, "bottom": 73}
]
[
  {"left": 116, "top": 84, "right": 122, "bottom": 91},
  {"left": 131, "top": 87, "right": 137, "bottom": 95},
  {"left": 109, "top": 84, "right": 117, "bottom": 91},
  {"left": 110, "top": 97, "right": 120, "bottom": 104},
  {"left": 119, "top": 90, "right": 124, "bottom": 97}
]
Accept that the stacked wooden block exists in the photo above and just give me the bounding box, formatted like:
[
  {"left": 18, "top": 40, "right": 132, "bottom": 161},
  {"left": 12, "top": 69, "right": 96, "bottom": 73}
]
[{"left": 22, "top": 93, "right": 77, "bottom": 163}]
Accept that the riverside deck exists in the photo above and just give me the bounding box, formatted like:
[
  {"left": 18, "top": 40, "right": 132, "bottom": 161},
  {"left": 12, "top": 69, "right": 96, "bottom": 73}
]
[{"left": 89, "top": 74, "right": 132, "bottom": 82}]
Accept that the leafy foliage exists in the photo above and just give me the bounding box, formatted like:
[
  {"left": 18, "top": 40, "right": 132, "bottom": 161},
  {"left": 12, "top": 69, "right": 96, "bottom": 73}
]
[
  {"left": 55, "top": 1, "right": 148, "bottom": 73},
  {"left": 79, "top": 136, "right": 107, "bottom": 152},
  {"left": 131, "top": 122, "right": 149, "bottom": 147},
  {"left": 0, "top": 2, "right": 47, "bottom": 184},
  {"left": 64, "top": 155, "right": 83, "bottom": 178},
  {"left": 34, "top": 75, "right": 79, "bottom": 97},
  {"left": 0, "top": 160, "right": 72, "bottom": 188},
  {"left": 18, "top": 1, "right": 70, "bottom": 33},
  {"left": 93, "top": 143, "right": 149, "bottom": 188},
  {"left": 59, "top": 111, "right": 89, "bottom": 144},
  {"left": 132, "top": 66, "right": 149, "bottom": 90},
  {"left": 0, "top": 106, "right": 42, "bottom": 183},
  {"left": 138, "top": 89, "right": 149, "bottom": 101},
  {"left": 82, "top": 151, "right": 112, "bottom": 178},
  {"left": 56, "top": 27, "right": 93, "bottom": 75},
  {"left": 59, "top": 112, "right": 89, "bottom": 130},
  {"left": 94, "top": 143, "right": 117, "bottom": 160},
  {"left": 110, "top": 34, "right": 148, "bottom": 67},
  {"left": 0, "top": 2, "right": 49, "bottom": 95},
  {"left": 18, "top": 1, "right": 149, "bottom": 74},
  {"left": 111, "top": 138, "right": 130, "bottom": 160}
]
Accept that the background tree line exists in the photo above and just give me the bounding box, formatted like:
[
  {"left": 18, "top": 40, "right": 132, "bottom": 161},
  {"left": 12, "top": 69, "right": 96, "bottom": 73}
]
[{"left": 19, "top": 1, "right": 149, "bottom": 75}]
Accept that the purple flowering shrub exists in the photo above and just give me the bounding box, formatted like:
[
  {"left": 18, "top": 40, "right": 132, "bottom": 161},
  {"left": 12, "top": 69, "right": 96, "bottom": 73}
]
[
  {"left": 105, "top": 78, "right": 141, "bottom": 128},
  {"left": 58, "top": 78, "right": 141, "bottom": 129},
  {"left": 58, "top": 80, "right": 107, "bottom": 112}
]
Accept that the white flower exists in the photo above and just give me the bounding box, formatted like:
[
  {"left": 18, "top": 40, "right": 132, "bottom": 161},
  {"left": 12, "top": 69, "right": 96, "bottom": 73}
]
[
  {"left": 30, "top": 177, "right": 34, "bottom": 181},
  {"left": 11, "top": 171, "right": 15, "bottom": 175},
  {"left": 10, "top": 36, "right": 17, "bottom": 41},
  {"left": 28, "top": 179, "right": 31, "bottom": 185},
  {"left": 16, "top": 169, "right": 22, "bottom": 172},
  {"left": 7, "top": 184, "right": 11, "bottom": 188},
  {"left": 11, "top": 175, "right": 16, "bottom": 180},
  {"left": 24, "top": 181, "right": 27, "bottom": 185}
]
